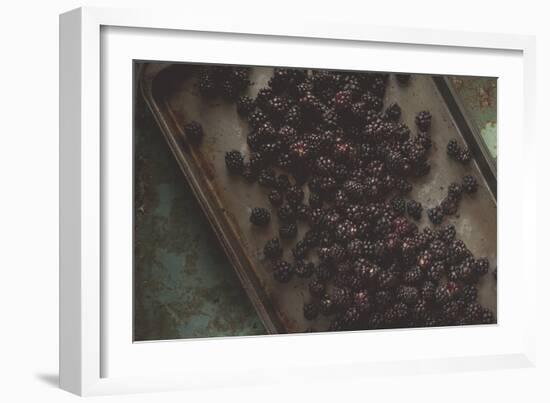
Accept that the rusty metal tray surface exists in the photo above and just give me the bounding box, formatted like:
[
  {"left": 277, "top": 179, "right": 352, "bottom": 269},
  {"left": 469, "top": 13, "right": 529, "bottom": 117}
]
[{"left": 139, "top": 62, "right": 497, "bottom": 334}]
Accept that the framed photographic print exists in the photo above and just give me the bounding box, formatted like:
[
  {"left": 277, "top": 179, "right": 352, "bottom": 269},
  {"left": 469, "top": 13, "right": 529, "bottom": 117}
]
[{"left": 60, "top": 7, "right": 536, "bottom": 396}]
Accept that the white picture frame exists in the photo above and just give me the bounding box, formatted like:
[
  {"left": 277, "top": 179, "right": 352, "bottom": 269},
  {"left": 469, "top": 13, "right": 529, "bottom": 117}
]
[{"left": 60, "top": 6, "right": 537, "bottom": 396}]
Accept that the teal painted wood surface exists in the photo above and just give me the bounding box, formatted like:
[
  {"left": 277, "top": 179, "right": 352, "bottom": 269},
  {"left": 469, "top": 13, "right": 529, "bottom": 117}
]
[{"left": 134, "top": 91, "right": 265, "bottom": 341}]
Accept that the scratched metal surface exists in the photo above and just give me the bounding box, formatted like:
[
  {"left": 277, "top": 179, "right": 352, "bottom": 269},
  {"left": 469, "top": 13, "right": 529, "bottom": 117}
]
[
  {"left": 138, "top": 63, "right": 497, "bottom": 337},
  {"left": 134, "top": 90, "right": 265, "bottom": 341}
]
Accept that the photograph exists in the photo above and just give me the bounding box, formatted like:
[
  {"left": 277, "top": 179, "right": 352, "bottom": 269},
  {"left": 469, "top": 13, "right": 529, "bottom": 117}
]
[{"left": 134, "top": 62, "right": 497, "bottom": 341}]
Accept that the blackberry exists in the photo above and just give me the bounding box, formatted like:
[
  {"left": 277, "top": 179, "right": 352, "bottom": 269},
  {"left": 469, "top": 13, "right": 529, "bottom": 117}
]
[
  {"left": 415, "top": 131, "right": 432, "bottom": 150},
  {"left": 286, "top": 185, "right": 305, "bottom": 206},
  {"left": 319, "top": 294, "right": 336, "bottom": 315},
  {"left": 289, "top": 140, "right": 313, "bottom": 163},
  {"left": 255, "top": 87, "right": 273, "bottom": 108},
  {"left": 342, "top": 180, "right": 364, "bottom": 201},
  {"left": 266, "top": 96, "right": 288, "bottom": 120},
  {"left": 263, "top": 238, "right": 283, "bottom": 260},
  {"left": 346, "top": 239, "right": 364, "bottom": 259},
  {"left": 295, "top": 204, "right": 310, "bottom": 221},
  {"left": 396, "top": 286, "right": 419, "bottom": 305},
  {"left": 250, "top": 207, "right": 270, "bottom": 226},
  {"left": 388, "top": 197, "right": 405, "bottom": 215},
  {"left": 248, "top": 109, "right": 268, "bottom": 129},
  {"left": 384, "top": 102, "right": 401, "bottom": 122},
  {"left": 273, "top": 260, "right": 293, "bottom": 283},
  {"left": 278, "top": 204, "right": 296, "bottom": 223},
  {"left": 429, "top": 240, "right": 448, "bottom": 261},
  {"left": 354, "top": 260, "right": 381, "bottom": 285},
  {"left": 315, "top": 156, "right": 335, "bottom": 175},
  {"left": 268, "top": 189, "right": 283, "bottom": 206},
  {"left": 437, "top": 224, "right": 456, "bottom": 244},
  {"left": 284, "top": 105, "right": 302, "bottom": 128},
  {"left": 232, "top": 67, "right": 250, "bottom": 89},
  {"left": 474, "top": 257, "right": 489, "bottom": 276},
  {"left": 378, "top": 269, "right": 398, "bottom": 289},
  {"left": 426, "top": 262, "right": 445, "bottom": 282},
  {"left": 374, "top": 290, "right": 394, "bottom": 309},
  {"left": 456, "top": 258, "right": 476, "bottom": 283},
  {"left": 303, "top": 229, "right": 320, "bottom": 248},
  {"left": 395, "top": 178, "right": 413, "bottom": 194},
  {"left": 461, "top": 284, "right": 478, "bottom": 303},
  {"left": 332, "top": 140, "right": 357, "bottom": 164},
  {"left": 298, "top": 92, "right": 323, "bottom": 120},
  {"left": 434, "top": 281, "right": 460, "bottom": 305},
  {"left": 353, "top": 290, "right": 371, "bottom": 313},
  {"left": 415, "top": 110, "right": 432, "bottom": 131},
  {"left": 183, "top": 121, "right": 204, "bottom": 143},
  {"left": 327, "top": 243, "right": 347, "bottom": 264},
  {"left": 198, "top": 70, "right": 216, "bottom": 97},
  {"left": 334, "top": 90, "right": 353, "bottom": 111},
  {"left": 462, "top": 175, "right": 478, "bottom": 194},
  {"left": 279, "top": 222, "right": 298, "bottom": 239},
  {"left": 276, "top": 151, "right": 293, "bottom": 169},
  {"left": 403, "top": 267, "right": 423, "bottom": 284},
  {"left": 395, "top": 74, "right": 411, "bottom": 85},
  {"left": 387, "top": 302, "right": 409, "bottom": 325},
  {"left": 246, "top": 132, "right": 263, "bottom": 151},
  {"left": 427, "top": 206, "right": 444, "bottom": 225},
  {"left": 367, "top": 312, "right": 384, "bottom": 329},
  {"left": 406, "top": 200, "right": 423, "bottom": 220},
  {"left": 224, "top": 150, "right": 244, "bottom": 174},
  {"left": 411, "top": 299, "right": 429, "bottom": 322},
  {"left": 392, "top": 122, "right": 411, "bottom": 142},
  {"left": 294, "top": 260, "right": 315, "bottom": 278},
  {"left": 442, "top": 300, "right": 461, "bottom": 323},
  {"left": 449, "top": 239, "right": 471, "bottom": 263},
  {"left": 220, "top": 79, "right": 238, "bottom": 100},
  {"left": 275, "top": 174, "right": 291, "bottom": 191},
  {"left": 268, "top": 69, "right": 291, "bottom": 93},
  {"left": 342, "top": 307, "right": 360, "bottom": 326},
  {"left": 446, "top": 139, "right": 460, "bottom": 157},
  {"left": 278, "top": 125, "right": 298, "bottom": 147},
  {"left": 246, "top": 150, "right": 267, "bottom": 168},
  {"left": 462, "top": 302, "right": 482, "bottom": 323},
  {"left": 303, "top": 302, "right": 319, "bottom": 320},
  {"left": 420, "top": 281, "right": 436, "bottom": 302},
  {"left": 440, "top": 196, "right": 459, "bottom": 216},
  {"left": 308, "top": 278, "right": 325, "bottom": 297},
  {"left": 332, "top": 287, "right": 352, "bottom": 309},
  {"left": 447, "top": 182, "right": 463, "bottom": 199},
  {"left": 416, "top": 250, "right": 433, "bottom": 270},
  {"left": 368, "top": 75, "right": 387, "bottom": 97},
  {"left": 258, "top": 169, "right": 277, "bottom": 187},
  {"left": 292, "top": 240, "right": 309, "bottom": 260},
  {"left": 335, "top": 220, "right": 358, "bottom": 243}
]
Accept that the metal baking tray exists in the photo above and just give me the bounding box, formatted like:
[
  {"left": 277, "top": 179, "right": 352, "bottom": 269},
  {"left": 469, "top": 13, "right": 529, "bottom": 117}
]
[{"left": 139, "top": 62, "right": 497, "bottom": 334}]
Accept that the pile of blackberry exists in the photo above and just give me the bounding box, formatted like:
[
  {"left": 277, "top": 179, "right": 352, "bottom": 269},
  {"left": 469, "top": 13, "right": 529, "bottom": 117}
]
[{"left": 200, "top": 66, "right": 494, "bottom": 332}]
